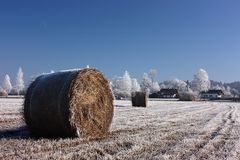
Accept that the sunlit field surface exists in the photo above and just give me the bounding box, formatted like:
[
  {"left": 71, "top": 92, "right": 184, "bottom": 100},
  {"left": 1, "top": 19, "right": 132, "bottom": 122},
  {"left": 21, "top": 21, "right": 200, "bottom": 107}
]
[{"left": 1, "top": 98, "right": 240, "bottom": 160}]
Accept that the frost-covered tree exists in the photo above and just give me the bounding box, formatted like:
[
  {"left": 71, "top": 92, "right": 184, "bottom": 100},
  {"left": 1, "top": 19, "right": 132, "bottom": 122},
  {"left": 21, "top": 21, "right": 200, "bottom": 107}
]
[
  {"left": 211, "top": 84, "right": 224, "bottom": 90},
  {"left": 15, "top": 67, "right": 24, "bottom": 95},
  {"left": 141, "top": 73, "right": 152, "bottom": 93},
  {"left": 2, "top": 74, "right": 12, "bottom": 94},
  {"left": 152, "top": 82, "right": 160, "bottom": 92},
  {"left": 224, "top": 86, "right": 232, "bottom": 98},
  {"left": 160, "top": 83, "right": 166, "bottom": 89},
  {"left": 148, "top": 69, "right": 157, "bottom": 83},
  {"left": 121, "top": 71, "right": 132, "bottom": 97},
  {"left": 111, "top": 76, "right": 122, "bottom": 98},
  {"left": 192, "top": 69, "right": 210, "bottom": 92},
  {"left": 111, "top": 71, "right": 132, "bottom": 98},
  {"left": 109, "top": 81, "right": 115, "bottom": 99},
  {"left": 211, "top": 84, "right": 233, "bottom": 97},
  {"left": 141, "top": 72, "right": 160, "bottom": 93},
  {"left": 132, "top": 78, "right": 141, "bottom": 92},
  {"left": 231, "top": 88, "right": 239, "bottom": 98},
  {"left": 167, "top": 78, "right": 188, "bottom": 92}
]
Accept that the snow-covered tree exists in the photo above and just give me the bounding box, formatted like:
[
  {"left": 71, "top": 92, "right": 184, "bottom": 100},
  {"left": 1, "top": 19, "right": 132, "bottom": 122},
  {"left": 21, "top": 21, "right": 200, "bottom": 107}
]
[
  {"left": 141, "top": 73, "right": 152, "bottom": 93},
  {"left": 121, "top": 71, "right": 132, "bottom": 97},
  {"left": 141, "top": 72, "right": 160, "bottom": 93},
  {"left": 111, "top": 71, "right": 132, "bottom": 98},
  {"left": 224, "top": 86, "right": 232, "bottom": 98},
  {"left": 148, "top": 69, "right": 157, "bottom": 83},
  {"left": 111, "top": 76, "right": 122, "bottom": 98},
  {"left": 231, "top": 88, "right": 239, "bottom": 98},
  {"left": 168, "top": 78, "right": 188, "bottom": 92},
  {"left": 211, "top": 84, "right": 224, "bottom": 90},
  {"left": 132, "top": 78, "right": 141, "bottom": 92},
  {"left": 152, "top": 81, "right": 160, "bottom": 92},
  {"left": 15, "top": 67, "right": 24, "bottom": 95},
  {"left": 109, "top": 81, "right": 115, "bottom": 99},
  {"left": 2, "top": 74, "right": 12, "bottom": 94},
  {"left": 160, "top": 83, "right": 166, "bottom": 89},
  {"left": 211, "top": 84, "right": 234, "bottom": 97},
  {"left": 192, "top": 69, "right": 210, "bottom": 92}
]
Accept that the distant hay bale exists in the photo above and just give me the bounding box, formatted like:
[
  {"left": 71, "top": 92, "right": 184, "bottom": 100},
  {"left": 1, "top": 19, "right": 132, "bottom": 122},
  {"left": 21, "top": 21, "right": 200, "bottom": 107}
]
[
  {"left": 131, "top": 92, "right": 148, "bottom": 107},
  {"left": 24, "top": 68, "right": 114, "bottom": 138},
  {"left": 0, "top": 90, "right": 7, "bottom": 97},
  {"left": 179, "top": 92, "right": 196, "bottom": 101}
]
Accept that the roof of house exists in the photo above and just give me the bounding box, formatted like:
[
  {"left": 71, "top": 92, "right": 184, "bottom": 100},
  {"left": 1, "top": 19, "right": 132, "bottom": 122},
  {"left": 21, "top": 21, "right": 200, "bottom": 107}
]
[
  {"left": 159, "top": 88, "right": 179, "bottom": 95},
  {"left": 201, "top": 90, "right": 224, "bottom": 95}
]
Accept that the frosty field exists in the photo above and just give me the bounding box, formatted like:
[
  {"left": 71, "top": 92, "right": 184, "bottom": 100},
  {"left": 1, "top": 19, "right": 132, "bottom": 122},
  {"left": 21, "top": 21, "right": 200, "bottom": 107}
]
[{"left": 1, "top": 98, "right": 240, "bottom": 160}]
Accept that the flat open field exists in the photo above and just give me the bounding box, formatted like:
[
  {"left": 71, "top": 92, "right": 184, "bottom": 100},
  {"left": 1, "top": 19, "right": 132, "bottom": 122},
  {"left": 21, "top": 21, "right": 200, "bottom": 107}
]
[{"left": 1, "top": 98, "right": 240, "bottom": 160}]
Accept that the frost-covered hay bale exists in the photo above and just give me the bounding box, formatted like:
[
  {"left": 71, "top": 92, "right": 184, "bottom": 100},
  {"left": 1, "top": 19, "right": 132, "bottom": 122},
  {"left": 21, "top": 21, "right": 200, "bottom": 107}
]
[
  {"left": 179, "top": 92, "right": 196, "bottom": 101},
  {"left": 131, "top": 92, "right": 148, "bottom": 107},
  {"left": 24, "top": 68, "right": 114, "bottom": 138},
  {"left": 0, "top": 90, "right": 7, "bottom": 97}
]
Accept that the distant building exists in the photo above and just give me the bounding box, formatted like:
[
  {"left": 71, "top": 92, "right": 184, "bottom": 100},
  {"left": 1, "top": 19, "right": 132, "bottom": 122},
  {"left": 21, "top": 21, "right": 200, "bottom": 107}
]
[
  {"left": 149, "top": 88, "right": 179, "bottom": 98},
  {"left": 200, "top": 90, "right": 224, "bottom": 99}
]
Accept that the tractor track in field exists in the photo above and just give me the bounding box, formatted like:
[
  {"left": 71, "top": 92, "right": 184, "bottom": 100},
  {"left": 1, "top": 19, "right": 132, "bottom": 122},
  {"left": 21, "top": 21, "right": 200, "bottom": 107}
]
[
  {"left": 1, "top": 99, "right": 240, "bottom": 160},
  {"left": 190, "top": 105, "right": 236, "bottom": 159},
  {"left": 170, "top": 104, "right": 237, "bottom": 160}
]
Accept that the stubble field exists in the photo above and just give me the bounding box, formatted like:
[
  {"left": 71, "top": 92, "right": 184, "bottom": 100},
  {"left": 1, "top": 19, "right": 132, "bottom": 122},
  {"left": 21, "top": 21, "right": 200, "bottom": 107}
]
[{"left": 0, "top": 98, "right": 240, "bottom": 160}]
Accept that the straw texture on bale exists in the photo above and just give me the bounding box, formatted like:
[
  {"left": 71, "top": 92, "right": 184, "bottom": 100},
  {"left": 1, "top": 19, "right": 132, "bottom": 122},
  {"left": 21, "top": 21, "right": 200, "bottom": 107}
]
[
  {"left": 179, "top": 92, "right": 196, "bottom": 101},
  {"left": 24, "top": 68, "right": 114, "bottom": 138},
  {"left": 0, "top": 90, "right": 7, "bottom": 97},
  {"left": 131, "top": 92, "right": 148, "bottom": 107}
]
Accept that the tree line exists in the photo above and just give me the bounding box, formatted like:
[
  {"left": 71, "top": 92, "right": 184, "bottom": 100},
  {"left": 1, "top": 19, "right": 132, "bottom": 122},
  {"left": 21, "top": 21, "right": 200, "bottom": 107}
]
[
  {"left": 0, "top": 67, "right": 25, "bottom": 96},
  {"left": 110, "top": 68, "right": 239, "bottom": 99}
]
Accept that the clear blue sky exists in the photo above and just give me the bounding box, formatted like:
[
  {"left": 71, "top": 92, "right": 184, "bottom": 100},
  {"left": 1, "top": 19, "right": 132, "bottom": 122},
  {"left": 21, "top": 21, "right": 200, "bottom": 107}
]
[{"left": 0, "top": 0, "right": 240, "bottom": 85}]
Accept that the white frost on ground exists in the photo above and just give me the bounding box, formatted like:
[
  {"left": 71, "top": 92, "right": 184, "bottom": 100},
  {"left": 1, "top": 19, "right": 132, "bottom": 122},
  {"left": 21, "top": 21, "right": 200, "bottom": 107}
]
[
  {"left": 0, "top": 98, "right": 240, "bottom": 159},
  {"left": 0, "top": 98, "right": 23, "bottom": 128}
]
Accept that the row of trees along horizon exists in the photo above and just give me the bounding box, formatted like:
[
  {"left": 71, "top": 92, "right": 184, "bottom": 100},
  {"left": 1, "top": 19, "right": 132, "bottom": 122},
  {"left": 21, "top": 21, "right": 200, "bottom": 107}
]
[
  {"left": 1, "top": 67, "right": 239, "bottom": 98},
  {"left": 0, "top": 67, "right": 24, "bottom": 95},
  {"left": 110, "top": 68, "right": 240, "bottom": 99}
]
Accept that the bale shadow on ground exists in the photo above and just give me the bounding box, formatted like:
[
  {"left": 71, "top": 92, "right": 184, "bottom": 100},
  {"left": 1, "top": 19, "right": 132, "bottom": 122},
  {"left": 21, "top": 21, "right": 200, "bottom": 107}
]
[
  {"left": 115, "top": 105, "right": 129, "bottom": 108},
  {"left": 0, "top": 126, "right": 30, "bottom": 139},
  {"left": 0, "top": 126, "right": 92, "bottom": 140}
]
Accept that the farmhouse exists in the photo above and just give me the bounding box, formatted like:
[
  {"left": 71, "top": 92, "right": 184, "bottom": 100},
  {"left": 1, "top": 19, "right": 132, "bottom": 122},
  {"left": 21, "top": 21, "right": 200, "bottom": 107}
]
[
  {"left": 200, "top": 90, "right": 224, "bottom": 99},
  {"left": 149, "top": 88, "right": 179, "bottom": 98}
]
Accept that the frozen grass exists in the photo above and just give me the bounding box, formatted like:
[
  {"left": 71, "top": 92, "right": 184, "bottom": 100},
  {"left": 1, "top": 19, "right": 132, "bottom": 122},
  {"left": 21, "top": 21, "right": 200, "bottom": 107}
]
[{"left": 0, "top": 98, "right": 240, "bottom": 159}]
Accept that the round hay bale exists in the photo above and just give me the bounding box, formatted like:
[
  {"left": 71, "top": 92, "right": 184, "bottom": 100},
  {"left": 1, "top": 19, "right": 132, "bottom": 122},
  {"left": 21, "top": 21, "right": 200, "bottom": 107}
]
[
  {"left": 179, "top": 92, "right": 196, "bottom": 101},
  {"left": 0, "top": 90, "right": 8, "bottom": 97},
  {"left": 24, "top": 68, "right": 114, "bottom": 138},
  {"left": 131, "top": 92, "right": 148, "bottom": 107}
]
